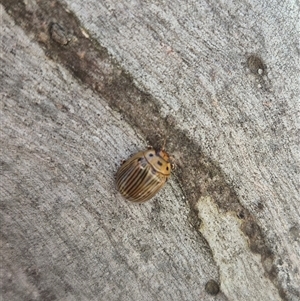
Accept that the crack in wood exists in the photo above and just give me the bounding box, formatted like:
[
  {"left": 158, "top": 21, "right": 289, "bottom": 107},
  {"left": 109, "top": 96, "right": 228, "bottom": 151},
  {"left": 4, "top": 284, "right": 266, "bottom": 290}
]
[{"left": 1, "top": 0, "right": 285, "bottom": 299}]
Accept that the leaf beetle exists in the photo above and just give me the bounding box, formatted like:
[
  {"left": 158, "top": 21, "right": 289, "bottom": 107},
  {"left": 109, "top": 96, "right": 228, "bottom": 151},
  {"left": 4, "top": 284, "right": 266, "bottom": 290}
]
[{"left": 116, "top": 146, "right": 173, "bottom": 203}]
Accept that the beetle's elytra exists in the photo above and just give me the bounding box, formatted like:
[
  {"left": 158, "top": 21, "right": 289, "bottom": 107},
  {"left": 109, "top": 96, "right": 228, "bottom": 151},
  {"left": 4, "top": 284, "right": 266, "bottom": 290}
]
[{"left": 116, "top": 148, "right": 172, "bottom": 203}]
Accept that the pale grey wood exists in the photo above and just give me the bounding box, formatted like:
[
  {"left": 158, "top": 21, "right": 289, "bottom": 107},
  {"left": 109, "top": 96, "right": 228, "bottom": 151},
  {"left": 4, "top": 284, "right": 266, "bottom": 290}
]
[
  {"left": 1, "top": 0, "right": 299, "bottom": 300},
  {"left": 1, "top": 9, "right": 223, "bottom": 301},
  {"left": 61, "top": 1, "right": 300, "bottom": 300}
]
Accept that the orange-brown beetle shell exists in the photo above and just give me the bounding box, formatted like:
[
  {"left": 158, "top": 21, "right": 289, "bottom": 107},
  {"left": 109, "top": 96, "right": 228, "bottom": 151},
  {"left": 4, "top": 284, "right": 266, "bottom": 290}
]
[{"left": 116, "top": 148, "right": 172, "bottom": 202}]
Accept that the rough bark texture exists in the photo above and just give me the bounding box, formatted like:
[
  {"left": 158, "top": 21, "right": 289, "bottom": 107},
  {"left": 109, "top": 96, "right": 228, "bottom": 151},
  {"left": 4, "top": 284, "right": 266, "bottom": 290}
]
[{"left": 1, "top": 1, "right": 299, "bottom": 301}]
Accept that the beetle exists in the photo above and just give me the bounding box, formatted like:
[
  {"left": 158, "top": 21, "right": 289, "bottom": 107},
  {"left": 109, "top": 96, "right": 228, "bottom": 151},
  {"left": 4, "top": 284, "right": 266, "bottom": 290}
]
[{"left": 116, "top": 147, "right": 173, "bottom": 202}]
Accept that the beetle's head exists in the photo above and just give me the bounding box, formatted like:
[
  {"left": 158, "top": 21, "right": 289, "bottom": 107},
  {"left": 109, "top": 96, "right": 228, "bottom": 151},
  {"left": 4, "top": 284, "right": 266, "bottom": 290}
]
[{"left": 156, "top": 149, "right": 171, "bottom": 163}]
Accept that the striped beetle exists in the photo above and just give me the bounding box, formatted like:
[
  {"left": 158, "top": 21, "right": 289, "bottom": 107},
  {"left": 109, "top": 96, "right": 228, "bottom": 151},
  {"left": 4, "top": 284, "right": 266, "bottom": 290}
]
[{"left": 116, "top": 147, "right": 173, "bottom": 203}]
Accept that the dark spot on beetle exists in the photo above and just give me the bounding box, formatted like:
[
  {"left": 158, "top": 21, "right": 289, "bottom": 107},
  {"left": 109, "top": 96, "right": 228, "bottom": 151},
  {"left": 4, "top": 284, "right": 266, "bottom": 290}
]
[
  {"left": 157, "top": 161, "right": 162, "bottom": 166},
  {"left": 149, "top": 153, "right": 154, "bottom": 157},
  {"left": 205, "top": 279, "right": 220, "bottom": 295},
  {"left": 166, "top": 166, "right": 169, "bottom": 171}
]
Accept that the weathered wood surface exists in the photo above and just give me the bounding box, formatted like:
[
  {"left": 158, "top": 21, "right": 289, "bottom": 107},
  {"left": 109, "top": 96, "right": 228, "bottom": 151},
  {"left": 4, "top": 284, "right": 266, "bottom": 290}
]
[{"left": 1, "top": 1, "right": 299, "bottom": 301}]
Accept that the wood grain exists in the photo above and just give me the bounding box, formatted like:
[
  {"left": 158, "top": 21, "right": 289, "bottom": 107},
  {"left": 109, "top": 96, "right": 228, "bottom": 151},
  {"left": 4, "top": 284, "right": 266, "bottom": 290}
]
[{"left": 1, "top": 1, "right": 299, "bottom": 300}]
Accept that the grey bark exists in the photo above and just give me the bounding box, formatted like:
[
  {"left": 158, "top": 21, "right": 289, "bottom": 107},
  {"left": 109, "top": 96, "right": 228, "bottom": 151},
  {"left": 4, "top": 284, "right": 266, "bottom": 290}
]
[{"left": 1, "top": 1, "right": 299, "bottom": 301}]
